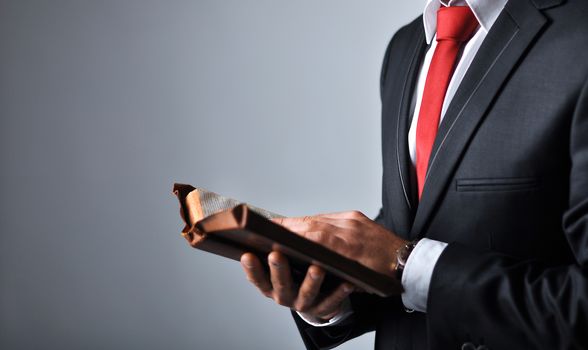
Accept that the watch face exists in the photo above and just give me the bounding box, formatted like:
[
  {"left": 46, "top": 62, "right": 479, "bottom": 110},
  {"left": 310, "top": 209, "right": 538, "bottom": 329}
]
[
  {"left": 398, "top": 242, "right": 417, "bottom": 265},
  {"left": 395, "top": 241, "right": 418, "bottom": 279},
  {"left": 395, "top": 241, "right": 419, "bottom": 280},
  {"left": 398, "top": 246, "right": 409, "bottom": 265}
]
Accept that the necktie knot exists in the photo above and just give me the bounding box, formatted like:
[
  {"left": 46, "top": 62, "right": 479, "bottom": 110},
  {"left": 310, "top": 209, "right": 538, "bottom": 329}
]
[{"left": 436, "top": 6, "right": 479, "bottom": 42}]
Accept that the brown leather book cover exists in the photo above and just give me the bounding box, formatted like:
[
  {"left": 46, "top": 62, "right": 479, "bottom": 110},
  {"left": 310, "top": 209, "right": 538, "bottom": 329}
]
[{"left": 173, "top": 183, "right": 401, "bottom": 297}]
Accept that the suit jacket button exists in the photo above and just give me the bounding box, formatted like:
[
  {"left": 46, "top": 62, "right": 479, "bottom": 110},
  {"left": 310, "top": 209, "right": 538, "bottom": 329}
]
[{"left": 461, "top": 342, "right": 476, "bottom": 350}]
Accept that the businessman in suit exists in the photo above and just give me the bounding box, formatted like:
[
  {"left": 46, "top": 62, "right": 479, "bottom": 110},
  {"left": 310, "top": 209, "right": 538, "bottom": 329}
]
[{"left": 240, "top": 0, "right": 588, "bottom": 348}]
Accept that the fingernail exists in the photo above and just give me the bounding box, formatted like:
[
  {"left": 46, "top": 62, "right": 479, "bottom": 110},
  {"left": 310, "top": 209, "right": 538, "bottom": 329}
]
[
  {"left": 242, "top": 262, "right": 253, "bottom": 268},
  {"left": 310, "top": 271, "right": 321, "bottom": 280},
  {"left": 269, "top": 260, "right": 281, "bottom": 269},
  {"left": 343, "top": 285, "right": 353, "bottom": 293}
]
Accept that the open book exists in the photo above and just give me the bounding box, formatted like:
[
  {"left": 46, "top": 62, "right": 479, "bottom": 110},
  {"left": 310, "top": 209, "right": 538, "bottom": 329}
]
[{"left": 172, "top": 183, "right": 401, "bottom": 297}]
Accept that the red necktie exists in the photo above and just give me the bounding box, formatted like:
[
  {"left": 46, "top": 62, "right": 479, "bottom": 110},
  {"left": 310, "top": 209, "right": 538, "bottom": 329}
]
[{"left": 415, "top": 6, "right": 479, "bottom": 199}]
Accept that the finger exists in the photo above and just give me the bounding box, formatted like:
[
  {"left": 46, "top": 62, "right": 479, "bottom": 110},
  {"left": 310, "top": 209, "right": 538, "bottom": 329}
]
[
  {"left": 315, "top": 210, "right": 367, "bottom": 220},
  {"left": 268, "top": 251, "right": 295, "bottom": 306},
  {"left": 310, "top": 282, "right": 355, "bottom": 320},
  {"left": 274, "top": 219, "right": 348, "bottom": 251},
  {"left": 276, "top": 220, "right": 336, "bottom": 238},
  {"left": 305, "top": 216, "right": 359, "bottom": 229},
  {"left": 279, "top": 216, "right": 358, "bottom": 233},
  {"left": 272, "top": 216, "right": 313, "bottom": 227},
  {"left": 289, "top": 230, "right": 346, "bottom": 252},
  {"left": 240, "top": 253, "right": 272, "bottom": 297},
  {"left": 273, "top": 212, "right": 367, "bottom": 229},
  {"left": 273, "top": 220, "right": 311, "bottom": 234},
  {"left": 294, "top": 265, "right": 325, "bottom": 312},
  {"left": 283, "top": 227, "right": 349, "bottom": 254}
]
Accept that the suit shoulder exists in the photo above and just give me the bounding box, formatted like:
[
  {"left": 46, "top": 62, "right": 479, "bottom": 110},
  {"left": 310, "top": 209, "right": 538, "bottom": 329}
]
[
  {"left": 544, "top": 0, "right": 588, "bottom": 33},
  {"left": 382, "top": 15, "right": 423, "bottom": 64},
  {"left": 389, "top": 15, "right": 423, "bottom": 47},
  {"left": 380, "top": 15, "right": 424, "bottom": 99},
  {"left": 541, "top": 0, "right": 588, "bottom": 66}
]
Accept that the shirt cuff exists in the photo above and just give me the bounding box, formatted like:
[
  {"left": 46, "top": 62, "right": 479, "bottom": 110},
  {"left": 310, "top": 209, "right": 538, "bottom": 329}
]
[
  {"left": 296, "top": 297, "right": 353, "bottom": 327},
  {"left": 400, "top": 238, "right": 448, "bottom": 312}
]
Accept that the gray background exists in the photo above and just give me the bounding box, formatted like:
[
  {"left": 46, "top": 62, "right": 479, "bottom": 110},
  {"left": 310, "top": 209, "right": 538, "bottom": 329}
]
[{"left": 0, "top": 1, "right": 421, "bottom": 349}]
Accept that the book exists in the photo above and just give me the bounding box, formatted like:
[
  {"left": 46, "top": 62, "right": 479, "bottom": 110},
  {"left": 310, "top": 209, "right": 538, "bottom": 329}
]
[{"left": 172, "top": 183, "right": 401, "bottom": 297}]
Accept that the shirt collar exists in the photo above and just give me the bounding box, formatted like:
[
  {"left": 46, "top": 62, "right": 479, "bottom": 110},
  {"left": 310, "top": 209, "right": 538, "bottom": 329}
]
[{"left": 422, "top": 0, "right": 508, "bottom": 44}]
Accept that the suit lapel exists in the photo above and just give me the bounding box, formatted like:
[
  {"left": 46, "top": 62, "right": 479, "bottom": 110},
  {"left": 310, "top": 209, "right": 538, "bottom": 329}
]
[
  {"left": 410, "top": 0, "right": 548, "bottom": 238},
  {"left": 383, "top": 24, "right": 427, "bottom": 236},
  {"left": 396, "top": 30, "right": 427, "bottom": 215}
]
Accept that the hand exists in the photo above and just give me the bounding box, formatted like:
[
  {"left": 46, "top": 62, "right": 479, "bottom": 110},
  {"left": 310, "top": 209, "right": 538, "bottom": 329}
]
[
  {"left": 274, "top": 211, "right": 408, "bottom": 278},
  {"left": 240, "top": 252, "right": 355, "bottom": 321}
]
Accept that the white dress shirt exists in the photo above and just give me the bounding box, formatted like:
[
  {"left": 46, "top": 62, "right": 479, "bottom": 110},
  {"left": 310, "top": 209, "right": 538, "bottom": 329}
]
[{"left": 299, "top": 0, "right": 507, "bottom": 326}]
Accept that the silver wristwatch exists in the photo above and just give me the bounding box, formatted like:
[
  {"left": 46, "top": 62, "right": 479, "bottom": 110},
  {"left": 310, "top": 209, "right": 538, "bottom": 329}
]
[{"left": 394, "top": 240, "right": 419, "bottom": 280}]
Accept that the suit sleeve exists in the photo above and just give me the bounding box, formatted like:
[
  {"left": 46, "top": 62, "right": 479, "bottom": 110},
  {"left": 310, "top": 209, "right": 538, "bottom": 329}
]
[
  {"left": 292, "top": 293, "right": 402, "bottom": 350},
  {"left": 427, "top": 78, "right": 588, "bottom": 349}
]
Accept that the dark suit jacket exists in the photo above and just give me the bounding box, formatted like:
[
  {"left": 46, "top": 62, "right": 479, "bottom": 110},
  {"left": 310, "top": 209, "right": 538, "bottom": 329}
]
[{"left": 292, "top": 0, "right": 588, "bottom": 349}]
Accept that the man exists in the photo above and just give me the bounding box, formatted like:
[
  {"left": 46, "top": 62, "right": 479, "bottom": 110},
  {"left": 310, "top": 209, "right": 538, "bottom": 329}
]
[{"left": 240, "top": 0, "right": 588, "bottom": 348}]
